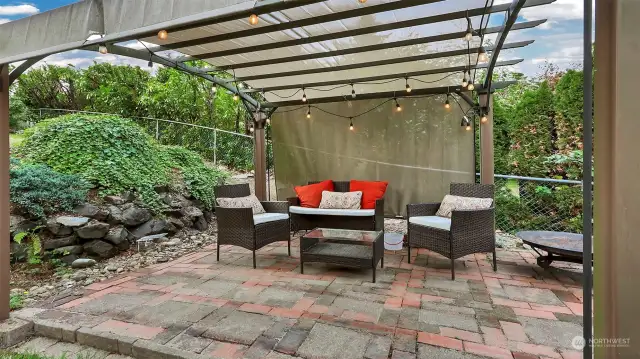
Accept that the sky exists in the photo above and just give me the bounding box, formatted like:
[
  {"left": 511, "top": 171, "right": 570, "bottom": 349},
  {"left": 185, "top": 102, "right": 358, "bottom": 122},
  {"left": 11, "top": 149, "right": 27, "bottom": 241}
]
[{"left": 0, "top": 0, "right": 588, "bottom": 78}]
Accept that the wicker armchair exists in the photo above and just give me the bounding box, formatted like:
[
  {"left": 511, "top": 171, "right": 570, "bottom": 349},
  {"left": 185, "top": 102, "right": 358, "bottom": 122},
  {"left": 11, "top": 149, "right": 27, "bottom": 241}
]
[
  {"left": 214, "top": 183, "right": 291, "bottom": 268},
  {"left": 406, "top": 183, "right": 496, "bottom": 280}
]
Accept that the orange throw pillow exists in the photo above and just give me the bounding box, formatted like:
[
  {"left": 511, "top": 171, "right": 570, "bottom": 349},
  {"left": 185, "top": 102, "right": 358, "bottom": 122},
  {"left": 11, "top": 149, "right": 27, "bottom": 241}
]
[
  {"left": 349, "top": 180, "right": 388, "bottom": 209},
  {"left": 294, "top": 180, "right": 334, "bottom": 208}
]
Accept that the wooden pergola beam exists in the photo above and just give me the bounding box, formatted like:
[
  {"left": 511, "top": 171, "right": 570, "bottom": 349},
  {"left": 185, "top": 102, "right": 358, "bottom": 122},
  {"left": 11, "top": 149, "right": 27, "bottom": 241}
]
[{"left": 0, "top": 65, "right": 9, "bottom": 321}]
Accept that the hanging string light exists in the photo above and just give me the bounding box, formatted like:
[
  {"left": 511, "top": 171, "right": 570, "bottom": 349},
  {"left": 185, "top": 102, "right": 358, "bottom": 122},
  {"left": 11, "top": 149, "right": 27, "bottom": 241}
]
[
  {"left": 464, "top": 17, "right": 473, "bottom": 42},
  {"left": 358, "top": 0, "right": 367, "bottom": 3},
  {"left": 462, "top": 70, "right": 468, "bottom": 88},
  {"left": 462, "top": 115, "right": 472, "bottom": 131},
  {"left": 480, "top": 110, "right": 488, "bottom": 124},
  {"left": 233, "top": 93, "right": 239, "bottom": 101},
  {"left": 249, "top": 14, "right": 259, "bottom": 25},
  {"left": 98, "top": 44, "right": 108, "bottom": 54},
  {"left": 238, "top": 83, "right": 244, "bottom": 89},
  {"left": 157, "top": 30, "right": 168, "bottom": 40},
  {"left": 395, "top": 98, "right": 402, "bottom": 112},
  {"left": 212, "top": 86, "right": 217, "bottom": 94},
  {"left": 302, "top": 87, "right": 307, "bottom": 103},
  {"left": 147, "top": 54, "right": 153, "bottom": 68},
  {"left": 349, "top": 118, "right": 354, "bottom": 131},
  {"left": 467, "top": 81, "right": 475, "bottom": 91},
  {"left": 478, "top": 47, "right": 489, "bottom": 63},
  {"left": 444, "top": 94, "right": 451, "bottom": 110},
  {"left": 266, "top": 117, "right": 271, "bottom": 125},
  {"left": 405, "top": 78, "right": 412, "bottom": 93},
  {"left": 306, "top": 105, "right": 311, "bottom": 119},
  {"left": 351, "top": 84, "right": 356, "bottom": 98}
]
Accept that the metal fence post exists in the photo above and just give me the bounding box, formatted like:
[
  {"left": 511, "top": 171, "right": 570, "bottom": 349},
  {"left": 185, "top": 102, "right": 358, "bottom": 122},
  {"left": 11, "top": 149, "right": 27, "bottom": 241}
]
[
  {"left": 155, "top": 120, "right": 159, "bottom": 140},
  {"left": 213, "top": 130, "right": 217, "bottom": 164}
]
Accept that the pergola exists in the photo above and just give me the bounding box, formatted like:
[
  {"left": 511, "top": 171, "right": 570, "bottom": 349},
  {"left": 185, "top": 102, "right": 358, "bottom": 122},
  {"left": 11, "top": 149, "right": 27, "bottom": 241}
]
[{"left": 3, "top": 0, "right": 636, "bottom": 357}]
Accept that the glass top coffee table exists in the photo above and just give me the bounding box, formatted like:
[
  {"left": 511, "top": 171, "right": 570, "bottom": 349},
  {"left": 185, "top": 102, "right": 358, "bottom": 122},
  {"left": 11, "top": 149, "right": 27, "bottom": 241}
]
[{"left": 300, "top": 228, "right": 384, "bottom": 282}]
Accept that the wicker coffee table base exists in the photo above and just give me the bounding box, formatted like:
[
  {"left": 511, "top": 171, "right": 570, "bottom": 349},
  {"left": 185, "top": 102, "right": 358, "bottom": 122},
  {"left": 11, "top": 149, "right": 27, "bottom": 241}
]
[{"left": 300, "top": 230, "right": 384, "bottom": 282}]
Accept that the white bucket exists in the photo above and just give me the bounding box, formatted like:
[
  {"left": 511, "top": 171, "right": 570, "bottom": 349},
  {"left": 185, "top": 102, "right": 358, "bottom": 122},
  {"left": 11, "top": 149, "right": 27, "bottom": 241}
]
[{"left": 384, "top": 233, "right": 404, "bottom": 251}]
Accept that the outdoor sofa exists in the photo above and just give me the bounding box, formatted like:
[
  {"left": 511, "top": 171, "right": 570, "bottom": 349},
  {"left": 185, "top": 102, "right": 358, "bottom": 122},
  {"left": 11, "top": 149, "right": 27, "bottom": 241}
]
[{"left": 287, "top": 180, "right": 384, "bottom": 232}]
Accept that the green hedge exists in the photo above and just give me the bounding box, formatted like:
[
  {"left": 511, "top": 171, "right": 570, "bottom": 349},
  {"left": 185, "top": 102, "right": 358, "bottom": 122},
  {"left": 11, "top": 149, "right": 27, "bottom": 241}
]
[{"left": 16, "top": 114, "right": 228, "bottom": 211}]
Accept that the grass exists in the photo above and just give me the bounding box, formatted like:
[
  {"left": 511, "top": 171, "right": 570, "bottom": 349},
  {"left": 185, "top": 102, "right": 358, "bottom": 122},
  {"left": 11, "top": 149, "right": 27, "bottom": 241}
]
[{"left": 9, "top": 293, "right": 24, "bottom": 310}]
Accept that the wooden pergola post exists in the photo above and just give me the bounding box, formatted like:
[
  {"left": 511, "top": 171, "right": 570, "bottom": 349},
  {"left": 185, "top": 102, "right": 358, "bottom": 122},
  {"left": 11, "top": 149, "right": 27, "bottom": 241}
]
[
  {"left": 479, "top": 93, "right": 494, "bottom": 185},
  {"left": 0, "top": 64, "right": 10, "bottom": 321},
  {"left": 253, "top": 111, "right": 268, "bottom": 201},
  {"left": 594, "top": 0, "right": 640, "bottom": 357}
]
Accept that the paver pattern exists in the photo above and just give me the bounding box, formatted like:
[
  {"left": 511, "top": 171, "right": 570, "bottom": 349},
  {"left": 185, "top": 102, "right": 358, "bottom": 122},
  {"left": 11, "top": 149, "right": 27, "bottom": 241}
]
[{"left": 24, "top": 238, "right": 585, "bottom": 359}]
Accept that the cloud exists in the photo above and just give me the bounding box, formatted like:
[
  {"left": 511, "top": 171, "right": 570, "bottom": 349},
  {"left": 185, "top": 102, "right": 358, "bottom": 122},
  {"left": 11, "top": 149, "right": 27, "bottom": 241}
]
[
  {"left": 0, "top": 4, "right": 39, "bottom": 16},
  {"left": 0, "top": 18, "right": 11, "bottom": 24},
  {"left": 28, "top": 50, "right": 163, "bottom": 74}
]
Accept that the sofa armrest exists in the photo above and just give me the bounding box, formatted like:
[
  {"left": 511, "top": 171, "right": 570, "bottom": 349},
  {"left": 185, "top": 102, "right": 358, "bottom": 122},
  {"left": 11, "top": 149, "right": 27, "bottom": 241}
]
[
  {"left": 374, "top": 198, "right": 385, "bottom": 231},
  {"left": 261, "top": 201, "right": 289, "bottom": 214},
  {"left": 215, "top": 207, "right": 255, "bottom": 229},
  {"left": 286, "top": 197, "right": 300, "bottom": 207},
  {"left": 450, "top": 207, "right": 495, "bottom": 242},
  {"left": 406, "top": 203, "right": 441, "bottom": 217}
]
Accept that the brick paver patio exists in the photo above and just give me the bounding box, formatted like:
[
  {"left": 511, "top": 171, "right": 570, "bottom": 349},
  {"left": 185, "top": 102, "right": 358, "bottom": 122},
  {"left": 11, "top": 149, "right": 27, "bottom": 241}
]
[{"left": 18, "top": 239, "right": 585, "bottom": 359}]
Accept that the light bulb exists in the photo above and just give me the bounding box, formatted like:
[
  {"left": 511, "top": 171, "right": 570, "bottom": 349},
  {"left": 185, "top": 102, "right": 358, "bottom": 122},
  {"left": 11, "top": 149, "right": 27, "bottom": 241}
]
[
  {"left": 249, "top": 14, "right": 259, "bottom": 25},
  {"left": 464, "top": 31, "right": 473, "bottom": 42},
  {"left": 307, "top": 107, "right": 311, "bottom": 119},
  {"left": 302, "top": 93, "right": 307, "bottom": 102},
  {"left": 396, "top": 103, "right": 402, "bottom": 112},
  {"left": 481, "top": 114, "right": 488, "bottom": 123},
  {"left": 98, "top": 45, "right": 108, "bottom": 54},
  {"left": 349, "top": 122, "right": 354, "bottom": 131},
  {"left": 467, "top": 83, "right": 475, "bottom": 91},
  {"left": 233, "top": 94, "right": 239, "bottom": 101},
  {"left": 478, "top": 47, "right": 488, "bottom": 63},
  {"left": 249, "top": 126, "right": 254, "bottom": 133},
  {"left": 238, "top": 83, "right": 244, "bottom": 89},
  {"left": 462, "top": 71, "right": 468, "bottom": 87},
  {"left": 444, "top": 99, "right": 451, "bottom": 110},
  {"left": 358, "top": 0, "right": 367, "bottom": 3},
  {"left": 466, "top": 125, "right": 472, "bottom": 131},
  {"left": 157, "top": 30, "right": 168, "bottom": 40},
  {"left": 405, "top": 78, "right": 412, "bottom": 93},
  {"left": 351, "top": 84, "right": 356, "bottom": 99},
  {"left": 212, "top": 86, "right": 217, "bottom": 93},
  {"left": 266, "top": 118, "right": 271, "bottom": 125}
]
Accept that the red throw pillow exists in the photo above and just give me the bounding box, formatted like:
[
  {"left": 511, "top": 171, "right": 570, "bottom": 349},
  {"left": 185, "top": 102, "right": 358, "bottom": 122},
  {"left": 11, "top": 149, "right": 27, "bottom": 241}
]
[
  {"left": 294, "top": 180, "right": 334, "bottom": 208},
  {"left": 349, "top": 180, "right": 388, "bottom": 209}
]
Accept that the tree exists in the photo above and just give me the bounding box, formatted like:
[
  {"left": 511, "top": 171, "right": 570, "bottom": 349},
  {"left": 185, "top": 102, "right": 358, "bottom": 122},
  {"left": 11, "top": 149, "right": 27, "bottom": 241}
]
[{"left": 14, "top": 64, "right": 86, "bottom": 110}]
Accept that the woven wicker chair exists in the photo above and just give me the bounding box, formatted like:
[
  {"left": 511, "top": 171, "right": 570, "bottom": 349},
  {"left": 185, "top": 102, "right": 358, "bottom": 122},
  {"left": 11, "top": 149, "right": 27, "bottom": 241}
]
[
  {"left": 406, "top": 183, "right": 496, "bottom": 280},
  {"left": 214, "top": 183, "right": 291, "bottom": 268}
]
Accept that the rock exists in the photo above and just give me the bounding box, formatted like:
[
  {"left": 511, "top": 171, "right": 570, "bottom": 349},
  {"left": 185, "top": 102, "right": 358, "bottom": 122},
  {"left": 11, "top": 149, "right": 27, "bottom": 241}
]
[
  {"left": 75, "top": 203, "right": 100, "bottom": 218},
  {"left": 76, "top": 220, "right": 110, "bottom": 239},
  {"left": 71, "top": 258, "right": 97, "bottom": 269},
  {"left": 156, "top": 257, "right": 169, "bottom": 263},
  {"left": 10, "top": 288, "right": 25, "bottom": 296},
  {"left": 154, "top": 184, "right": 170, "bottom": 193},
  {"left": 72, "top": 272, "right": 88, "bottom": 281},
  {"left": 130, "top": 219, "right": 168, "bottom": 240},
  {"left": 105, "top": 266, "right": 117, "bottom": 272},
  {"left": 43, "top": 235, "right": 77, "bottom": 250},
  {"left": 181, "top": 206, "right": 203, "bottom": 220},
  {"left": 104, "top": 226, "right": 129, "bottom": 250},
  {"left": 116, "top": 268, "right": 124, "bottom": 273},
  {"left": 94, "top": 208, "right": 110, "bottom": 222},
  {"left": 203, "top": 210, "right": 214, "bottom": 223},
  {"left": 160, "top": 239, "right": 180, "bottom": 248},
  {"left": 163, "top": 208, "right": 184, "bottom": 217},
  {"left": 193, "top": 216, "right": 208, "bottom": 231},
  {"left": 83, "top": 240, "right": 118, "bottom": 258},
  {"left": 10, "top": 242, "right": 28, "bottom": 262},
  {"left": 51, "top": 245, "right": 84, "bottom": 256},
  {"left": 56, "top": 216, "right": 90, "bottom": 227},
  {"left": 122, "top": 207, "right": 152, "bottom": 226},
  {"left": 104, "top": 195, "right": 125, "bottom": 205},
  {"left": 61, "top": 254, "right": 80, "bottom": 266},
  {"left": 107, "top": 205, "right": 123, "bottom": 225},
  {"left": 10, "top": 215, "right": 38, "bottom": 235},
  {"left": 168, "top": 217, "right": 184, "bottom": 229},
  {"left": 122, "top": 191, "right": 136, "bottom": 203},
  {"left": 45, "top": 218, "right": 72, "bottom": 237},
  {"left": 138, "top": 233, "right": 168, "bottom": 243}
]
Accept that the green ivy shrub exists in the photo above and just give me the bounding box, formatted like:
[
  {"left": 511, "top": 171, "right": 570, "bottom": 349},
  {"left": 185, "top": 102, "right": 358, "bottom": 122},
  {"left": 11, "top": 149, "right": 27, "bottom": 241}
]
[
  {"left": 16, "top": 114, "right": 228, "bottom": 210},
  {"left": 10, "top": 158, "right": 90, "bottom": 218}
]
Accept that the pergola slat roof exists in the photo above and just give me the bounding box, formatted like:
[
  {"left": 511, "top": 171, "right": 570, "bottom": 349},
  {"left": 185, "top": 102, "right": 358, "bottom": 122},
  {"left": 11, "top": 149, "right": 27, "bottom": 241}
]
[{"left": 0, "top": 0, "right": 554, "bottom": 110}]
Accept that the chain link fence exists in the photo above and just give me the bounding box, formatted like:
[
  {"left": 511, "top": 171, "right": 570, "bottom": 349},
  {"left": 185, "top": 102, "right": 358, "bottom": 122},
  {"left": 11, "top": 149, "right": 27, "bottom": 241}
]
[
  {"left": 487, "top": 174, "right": 583, "bottom": 234},
  {"left": 34, "top": 108, "right": 270, "bottom": 172}
]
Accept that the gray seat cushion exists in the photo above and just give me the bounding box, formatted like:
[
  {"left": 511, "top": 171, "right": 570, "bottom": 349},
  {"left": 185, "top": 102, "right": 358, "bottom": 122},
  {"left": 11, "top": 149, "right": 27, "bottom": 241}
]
[
  {"left": 289, "top": 206, "right": 375, "bottom": 217},
  {"left": 408, "top": 216, "right": 451, "bottom": 231},
  {"left": 253, "top": 213, "right": 289, "bottom": 225}
]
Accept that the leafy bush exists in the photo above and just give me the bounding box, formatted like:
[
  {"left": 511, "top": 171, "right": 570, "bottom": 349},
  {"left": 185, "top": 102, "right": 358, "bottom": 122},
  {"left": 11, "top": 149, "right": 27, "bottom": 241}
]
[
  {"left": 16, "top": 114, "right": 228, "bottom": 210},
  {"left": 10, "top": 159, "right": 90, "bottom": 218}
]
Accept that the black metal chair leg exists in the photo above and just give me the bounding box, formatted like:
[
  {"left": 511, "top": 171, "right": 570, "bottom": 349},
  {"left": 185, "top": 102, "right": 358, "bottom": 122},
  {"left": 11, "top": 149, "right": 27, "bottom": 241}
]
[
  {"left": 288, "top": 240, "right": 291, "bottom": 256},
  {"left": 451, "top": 257, "right": 455, "bottom": 280},
  {"left": 493, "top": 249, "right": 497, "bottom": 272},
  {"left": 216, "top": 243, "right": 220, "bottom": 262},
  {"left": 253, "top": 251, "right": 257, "bottom": 269},
  {"left": 373, "top": 267, "right": 376, "bottom": 283},
  {"left": 381, "top": 256, "right": 384, "bottom": 268},
  {"left": 407, "top": 246, "right": 411, "bottom": 264}
]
